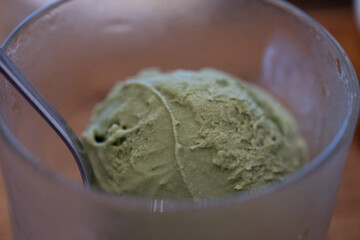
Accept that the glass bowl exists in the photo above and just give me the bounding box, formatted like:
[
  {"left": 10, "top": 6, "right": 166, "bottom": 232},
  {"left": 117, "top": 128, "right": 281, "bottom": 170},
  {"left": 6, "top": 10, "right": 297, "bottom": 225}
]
[{"left": 0, "top": 0, "right": 359, "bottom": 239}]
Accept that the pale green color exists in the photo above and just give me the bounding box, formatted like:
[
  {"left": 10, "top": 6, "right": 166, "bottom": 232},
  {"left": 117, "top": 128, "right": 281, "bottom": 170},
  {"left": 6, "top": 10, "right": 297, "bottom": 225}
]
[{"left": 82, "top": 69, "right": 306, "bottom": 199}]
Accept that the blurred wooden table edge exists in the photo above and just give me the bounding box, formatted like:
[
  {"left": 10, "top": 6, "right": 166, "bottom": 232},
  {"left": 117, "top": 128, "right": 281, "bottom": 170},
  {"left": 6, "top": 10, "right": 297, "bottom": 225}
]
[{"left": 0, "top": 5, "right": 360, "bottom": 240}]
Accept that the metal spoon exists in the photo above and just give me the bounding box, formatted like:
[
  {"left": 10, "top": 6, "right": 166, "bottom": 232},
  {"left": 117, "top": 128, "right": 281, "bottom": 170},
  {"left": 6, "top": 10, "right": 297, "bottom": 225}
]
[{"left": 0, "top": 48, "right": 95, "bottom": 188}]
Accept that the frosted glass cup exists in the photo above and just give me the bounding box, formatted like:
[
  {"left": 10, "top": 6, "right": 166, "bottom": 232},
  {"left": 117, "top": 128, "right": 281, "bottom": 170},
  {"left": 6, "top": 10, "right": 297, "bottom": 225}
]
[
  {"left": 0, "top": 0, "right": 359, "bottom": 240},
  {"left": 0, "top": 0, "right": 54, "bottom": 42}
]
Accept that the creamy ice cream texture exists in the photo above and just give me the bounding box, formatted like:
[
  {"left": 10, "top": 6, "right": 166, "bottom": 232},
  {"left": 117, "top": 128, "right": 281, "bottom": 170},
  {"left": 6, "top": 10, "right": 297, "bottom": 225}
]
[{"left": 82, "top": 69, "right": 306, "bottom": 199}]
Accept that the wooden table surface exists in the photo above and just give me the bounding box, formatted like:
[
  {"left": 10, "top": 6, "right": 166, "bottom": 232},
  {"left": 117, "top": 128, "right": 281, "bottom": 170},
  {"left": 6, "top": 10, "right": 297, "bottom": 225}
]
[{"left": 0, "top": 4, "right": 360, "bottom": 240}]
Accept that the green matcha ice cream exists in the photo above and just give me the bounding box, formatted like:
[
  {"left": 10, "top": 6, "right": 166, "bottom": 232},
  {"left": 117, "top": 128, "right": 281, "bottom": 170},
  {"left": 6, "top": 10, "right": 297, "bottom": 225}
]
[{"left": 82, "top": 69, "right": 306, "bottom": 199}]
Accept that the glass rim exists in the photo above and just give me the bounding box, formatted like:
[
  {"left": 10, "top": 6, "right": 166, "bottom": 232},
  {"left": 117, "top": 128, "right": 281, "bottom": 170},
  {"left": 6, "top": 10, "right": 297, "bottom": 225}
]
[{"left": 1, "top": 0, "right": 359, "bottom": 210}]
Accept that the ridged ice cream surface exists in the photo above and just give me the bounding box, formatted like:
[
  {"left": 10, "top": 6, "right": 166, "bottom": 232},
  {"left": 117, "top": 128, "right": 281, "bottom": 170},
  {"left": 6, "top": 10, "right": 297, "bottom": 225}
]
[{"left": 82, "top": 69, "right": 306, "bottom": 199}]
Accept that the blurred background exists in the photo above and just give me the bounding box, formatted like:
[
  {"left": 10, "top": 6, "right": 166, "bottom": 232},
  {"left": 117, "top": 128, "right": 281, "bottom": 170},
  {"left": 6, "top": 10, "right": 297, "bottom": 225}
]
[{"left": 0, "top": 0, "right": 359, "bottom": 239}]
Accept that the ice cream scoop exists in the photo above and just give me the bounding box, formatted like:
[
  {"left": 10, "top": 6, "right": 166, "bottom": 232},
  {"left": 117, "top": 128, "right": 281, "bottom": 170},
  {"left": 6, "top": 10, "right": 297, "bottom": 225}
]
[{"left": 82, "top": 69, "right": 306, "bottom": 199}]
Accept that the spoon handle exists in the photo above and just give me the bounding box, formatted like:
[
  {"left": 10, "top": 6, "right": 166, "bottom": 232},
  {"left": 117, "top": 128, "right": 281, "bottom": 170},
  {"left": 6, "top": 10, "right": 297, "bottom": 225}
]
[{"left": 0, "top": 48, "right": 94, "bottom": 187}]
